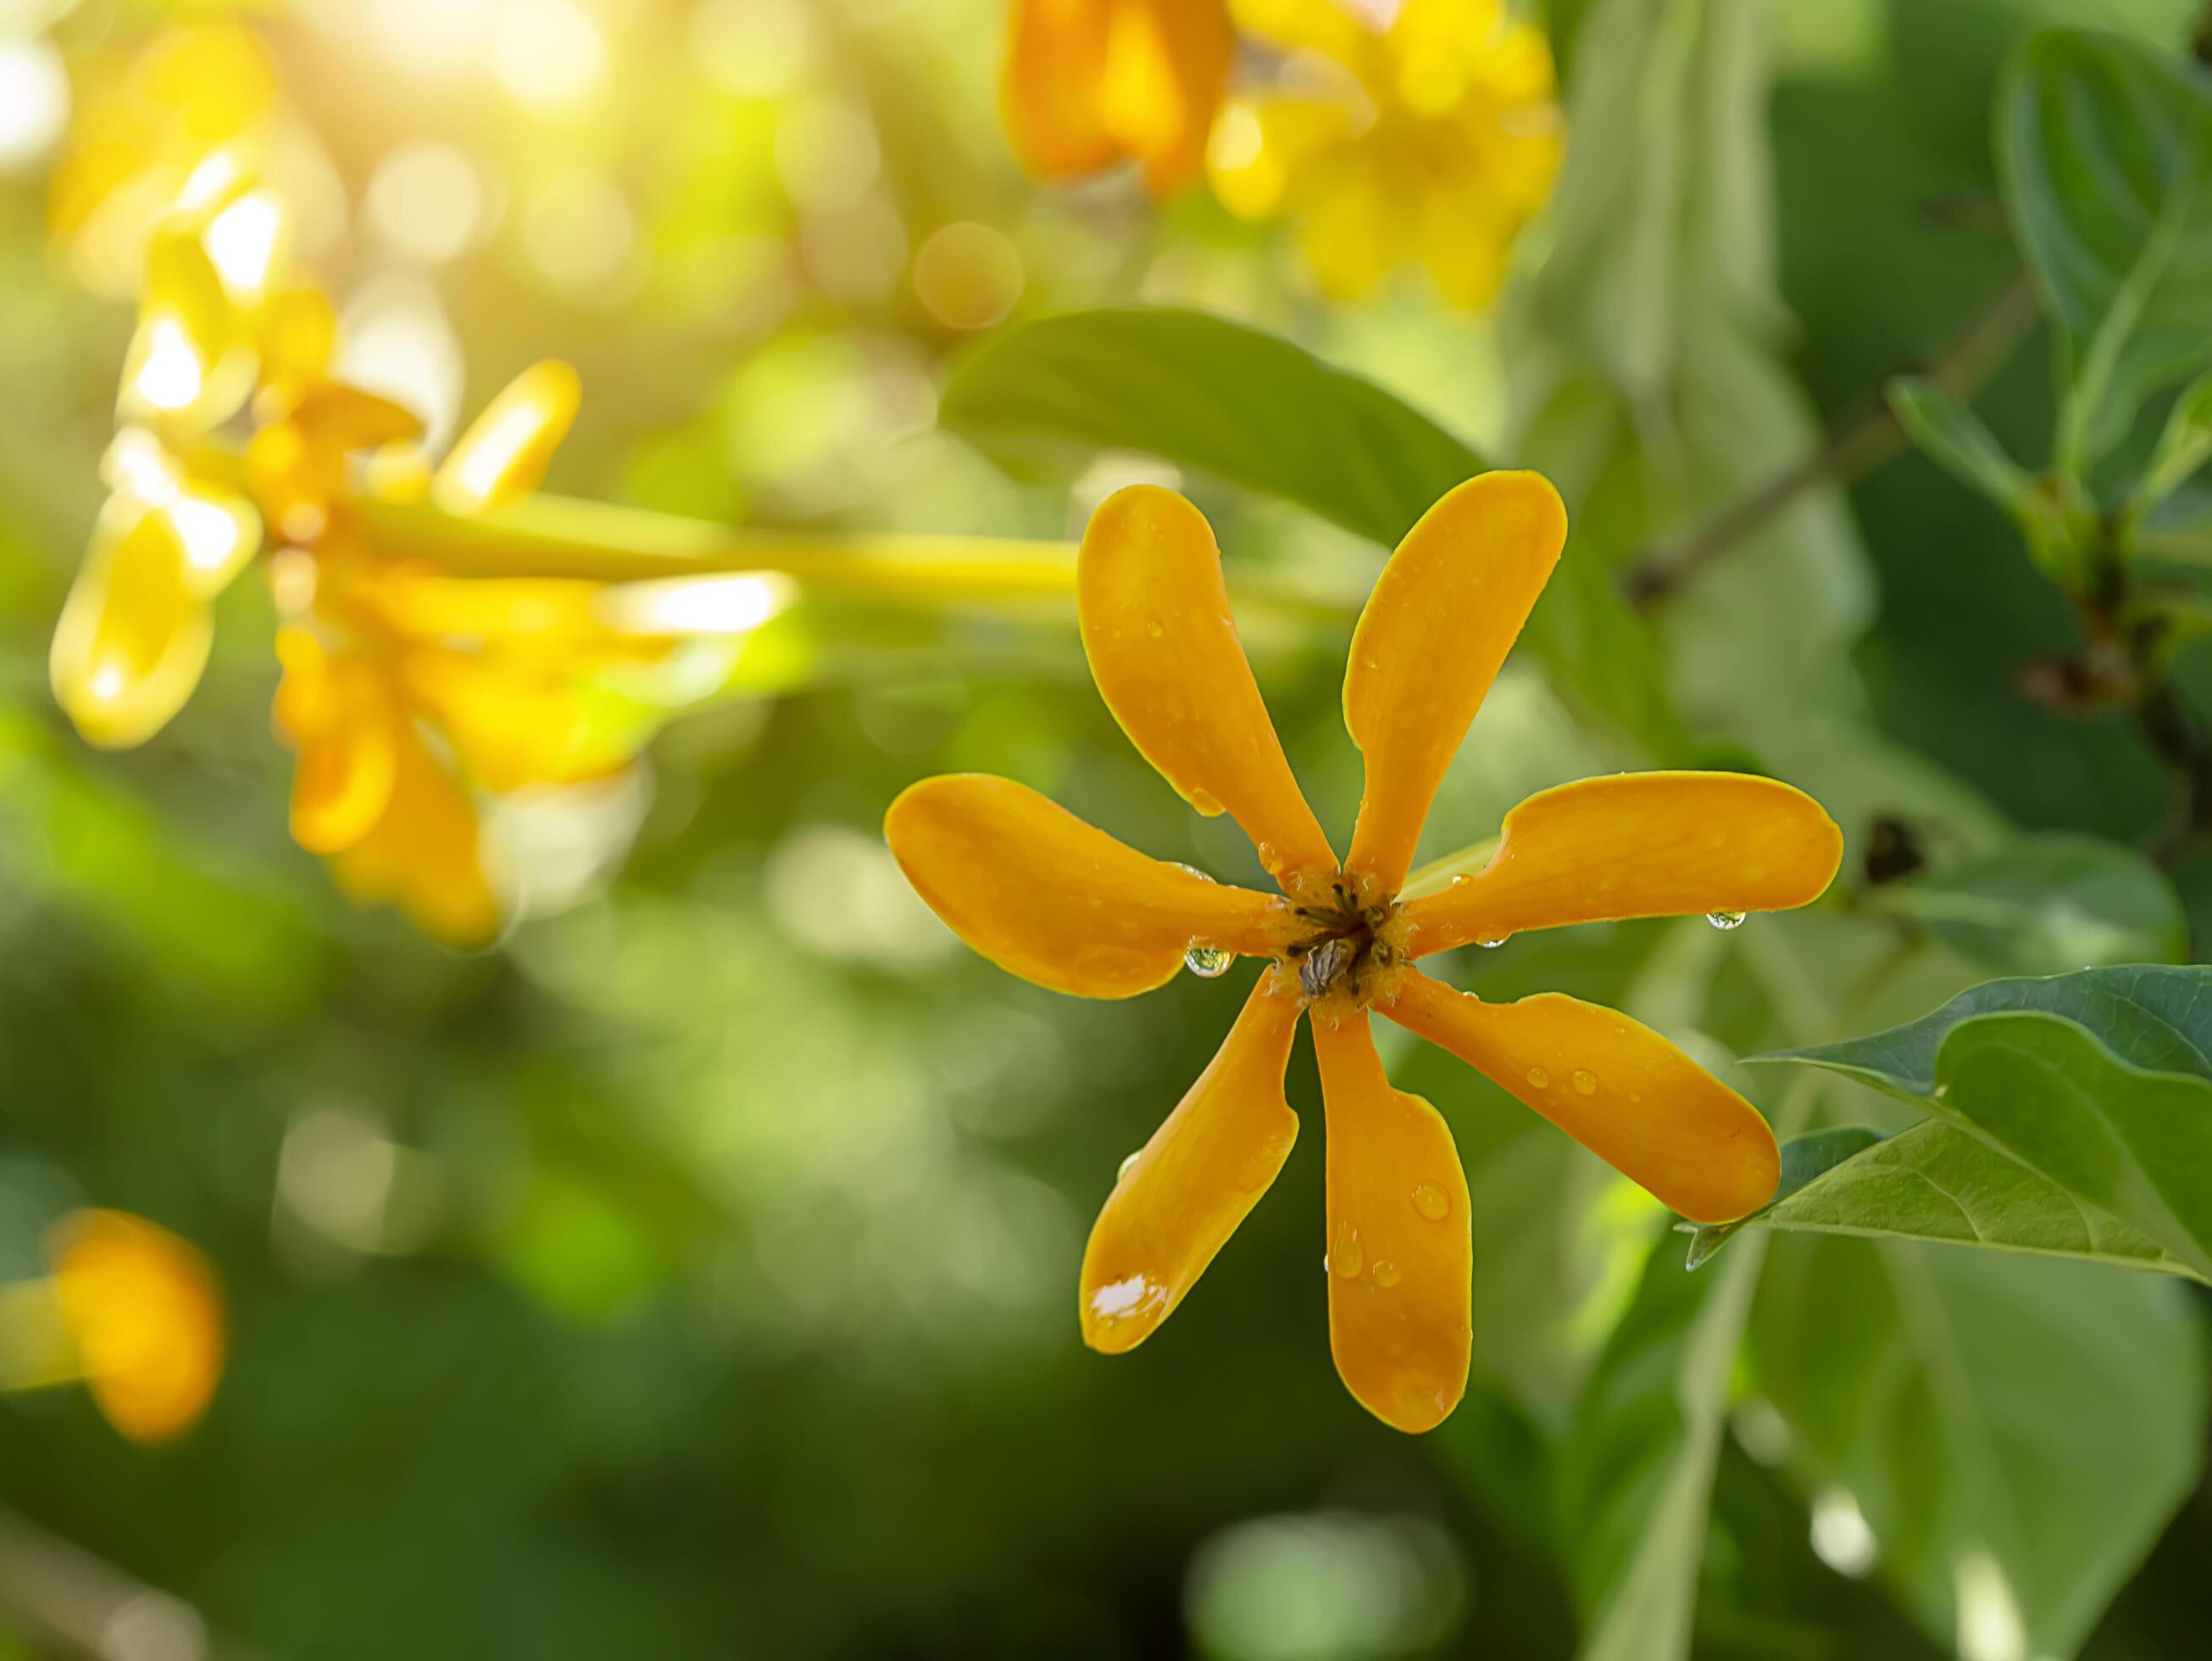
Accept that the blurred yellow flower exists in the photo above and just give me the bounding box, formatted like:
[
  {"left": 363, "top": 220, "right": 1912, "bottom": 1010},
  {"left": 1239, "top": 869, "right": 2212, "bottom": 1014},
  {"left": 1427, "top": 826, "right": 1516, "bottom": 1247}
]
[
  {"left": 1003, "top": 0, "right": 1236, "bottom": 196},
  {"left": 886, "top": 475, "right": 1839, "bottom": 1431},
  {"left": 1210, "top": 0, "right": 1562, "bottom": 308},
  {"left": 0, "top": 1210, "right": 225, "bottom": 1445},
  {"left": 266, "top": 360, "right": 703, "bottom": 946}
]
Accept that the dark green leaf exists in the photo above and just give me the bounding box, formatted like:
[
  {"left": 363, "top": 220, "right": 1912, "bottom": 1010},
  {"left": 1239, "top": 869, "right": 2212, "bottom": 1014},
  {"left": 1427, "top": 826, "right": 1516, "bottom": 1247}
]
[
  {"left": 1753, "top": 1237, "right": 2204, "bottom": 1657},
  {"left": 939, "top": 307, "right": 1482, "bottom": 547},
  {"left": 1860, "top": 830, "right": 2187, "bottom": 971},
  {"left": 1997, "top": 27, "right": 2212, "bottom": 464},
  {"left": 1717, "top": 1120, "right": 2201, "bottom": 1278},
  {"left": 1754, "top": 965, "right": 2212, "bottom": 1277}
]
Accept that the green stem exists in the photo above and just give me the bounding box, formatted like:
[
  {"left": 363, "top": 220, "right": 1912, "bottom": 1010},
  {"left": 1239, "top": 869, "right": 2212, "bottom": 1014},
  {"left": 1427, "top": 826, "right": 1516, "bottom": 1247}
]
[{"left": 356, "top": 493, "right": 1362, "bottom": 630}]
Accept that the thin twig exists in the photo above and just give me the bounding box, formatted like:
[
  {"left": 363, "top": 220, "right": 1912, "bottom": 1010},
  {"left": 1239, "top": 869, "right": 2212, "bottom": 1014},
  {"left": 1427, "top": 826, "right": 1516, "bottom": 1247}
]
[{"left": 1621, "top": 272, "right": 2043, "bottom": 608}]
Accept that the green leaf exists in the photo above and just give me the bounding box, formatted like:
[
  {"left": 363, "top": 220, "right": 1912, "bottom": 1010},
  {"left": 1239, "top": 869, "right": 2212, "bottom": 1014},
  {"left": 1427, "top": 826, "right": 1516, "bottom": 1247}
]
[
  {"left": 939, "top": 307, "right": 1482, "bottom": 548},
  {"left": 1859, "top": 830, "right": 2187, "bottom": 971},
  {"left": 1703, "top": 1121, "right": 2204, "bottom": 1278},
  {"left": 1997, "top": 27, "right": 2212, "bottom": 467},
  {"left": 1753, "top": 1237, "right": 2205, "bottom": 1658},
  {"left": 1887, "top": 376, "right": 2037, "bottom": 513},
  {"left": 2132, "top": 368, "right": 2212, "bottom": 510},
  {"left": 1681, "top": 1125, "right": 1885, "bottom": 1268},
  {"left": 1559, "top": 1225, "right": 1765, "bottom": 1661},
  {"left": 940, "top": 306, "right": 1692, "bottom": 762},
  {"left": 1754, "top": 965, "right": 2212, "bottom": 1277}
]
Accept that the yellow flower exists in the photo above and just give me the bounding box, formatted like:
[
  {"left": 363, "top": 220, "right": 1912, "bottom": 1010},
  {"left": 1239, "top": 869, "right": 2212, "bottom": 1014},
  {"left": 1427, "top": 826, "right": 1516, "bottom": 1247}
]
[
  {"left": 0, "top": 1210, "right": 227, "bottom": 1445},
  {"left": 1209, "top": 0, "right": 1562, "bottom": 308},
  {"left": 266, "top": 361, "right": 702, "bottom": 944},
  {"left": 1003, "top": 0, "right": 1237, "bottom": 196},
  {"left": 49, "top": 20, "right": 278, "bottom": 297},
  {"left": 884, "top": 475, "right": 1841, "bottom": 1432}
]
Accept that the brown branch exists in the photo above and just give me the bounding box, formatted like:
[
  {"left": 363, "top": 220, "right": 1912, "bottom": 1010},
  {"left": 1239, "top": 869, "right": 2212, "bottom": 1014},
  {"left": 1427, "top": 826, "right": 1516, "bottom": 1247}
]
[{"left": 1621, "top": 272, "right": 2042, "bottom": 608}]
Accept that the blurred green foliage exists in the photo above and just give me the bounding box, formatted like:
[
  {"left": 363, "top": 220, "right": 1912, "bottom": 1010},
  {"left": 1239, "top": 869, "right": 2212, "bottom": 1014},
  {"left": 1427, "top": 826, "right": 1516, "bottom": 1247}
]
[{"left": 2, "top": 1, "right": 2211, "bottom": 1658}]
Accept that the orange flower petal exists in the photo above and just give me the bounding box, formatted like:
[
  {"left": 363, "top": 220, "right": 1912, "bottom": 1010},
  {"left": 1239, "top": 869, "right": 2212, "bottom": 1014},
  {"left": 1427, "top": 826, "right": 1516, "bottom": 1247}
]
[
  {"left": 1003, "top": 0, "right": 1119, "bottom": 181},
  {"left": 1080, "top": 486, "right": 1337, "bottom": 892},
  {"left": 1383, "top": 970, "right": 1778, "bottom": 1223},
  {"left": 1081, "top": 971, "right": 1302, "bottom": 1353},
  {"left": 1343, "top": 471, "right": 1565, "bottom": 893},
  {"left": 1397, "top": 772, "right": 1843, "bottom": 955},
  {"left": 886, "top": 774, "right": 1294, "bottom": 999},
  {"left": 1311, "top": 1010, "right": 1471, "bottom": 1434},
  {"left": 1097, "top": 0, "right": 1233, "bottom": 195},
  {"left": 47, "top": 1209, "right": 224, "bottom": 1445},
  {"left": 328, "top": 724, "right": 500, "bottom": 947}
]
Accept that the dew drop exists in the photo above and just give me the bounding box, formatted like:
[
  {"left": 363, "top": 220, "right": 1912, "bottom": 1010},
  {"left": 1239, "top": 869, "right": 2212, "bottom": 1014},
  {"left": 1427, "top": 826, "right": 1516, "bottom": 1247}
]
[
  {"left": 1173, "top": 862, "right": 1216, "bottom": 884},
  {"left": 1145, "top": 620, "right": 1164, "bottom": 639},
  {"left": 1184, "top": 944, "right": 1234, "bottom": 978},
  {"left": 1477, "top": 935, "right": 1510, "bottom": 949},
  {"left": 1372, "top": 1260, "right": 1402, "bottom": 1289},
  {"left": 1707, "top": 908, "right": 1747, "bottom": 931},
  {"left": 1331, "top": 1225, "right": 1364, "bottom": 1279},
  {"left": 1117, "top": 1151, "right": 1141, "bottom": 1182},
  {"left": 1572, "top": 1069, "right": 1598, "bottom": 1096},
  {"left": 1526, "top": 1066, "right": 1550, "bottom": 1089},
  {"left": 1411, "top": 1182, "right": 1450, "bottom": 1222}
]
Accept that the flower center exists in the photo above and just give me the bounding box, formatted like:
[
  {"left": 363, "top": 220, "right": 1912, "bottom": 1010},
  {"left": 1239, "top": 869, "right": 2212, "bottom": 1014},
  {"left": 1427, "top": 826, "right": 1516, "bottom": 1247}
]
[{"left": 1284, "top": 879, "right": 1405, "bottom": 1008}]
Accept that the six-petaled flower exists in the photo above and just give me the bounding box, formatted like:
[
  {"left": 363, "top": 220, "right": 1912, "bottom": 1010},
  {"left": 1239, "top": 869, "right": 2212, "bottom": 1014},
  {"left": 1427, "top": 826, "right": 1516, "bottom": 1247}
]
[{"left": 886, "top": 474, "right": 1842, "bottom": 1432}]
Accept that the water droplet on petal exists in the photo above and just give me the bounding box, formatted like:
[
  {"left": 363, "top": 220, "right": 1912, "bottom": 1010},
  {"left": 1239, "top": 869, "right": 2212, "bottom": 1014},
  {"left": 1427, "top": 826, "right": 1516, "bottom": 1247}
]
[
  {"left": 1526, "top": 1066, "right": 1550, "bottom": 1089},
  {"left": 1088, "top": 1274, "right": 1167, "bottom": 1325},
  {"left": 1572, "top": 1069, "right": 1598, "bottom": 1096},
  {"left": 1117, "top": 1151, "right": 1141, "bottom": 1182},
  {"left": 1411, "top": 1182, "right": 1450, "bottom": 1222},
  {"left": 1173, "top": 863, "right": 1216, "bottom": 884},
  {"left": 1184, "top": 944, "right": 1234, "bottom": 978},
  {"left": 1144, "top": 620, "right": 1164, "bottom": 639},
  {"left": 1708, "top": 909, "right": 1747, "bottom": 931},
  {"left": 1477, "top": 935, "right": 1510, "bottom": 949},
  {"left": 1331, "top": 1225, "right": 1364, "bottom": 1279},
  {"left": 1372, "top": 1260, "right": 1401, "bottom": 1289}
]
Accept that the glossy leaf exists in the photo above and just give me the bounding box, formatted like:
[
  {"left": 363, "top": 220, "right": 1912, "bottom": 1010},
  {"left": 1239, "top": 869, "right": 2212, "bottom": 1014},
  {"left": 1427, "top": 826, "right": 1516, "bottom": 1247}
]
[
  {"left": 1680, "top": 1125, "right": 1882, "bottom": 1269},
  {"left": 1860, "top": 830, "right": 2187, "bottom": 972},
  {"left": 938, "top": 306, "right": 1688, "bottom": 760},
  {"left": 941, "top": 307, "right": 1481, "bottom": 548},
  {"left": 1753, "top": 1237, "right": 2204, "bottom": 1658},
  {"left": 1689, "top": 1122, "right": 2204, "bottom": 1279},
  {"left": 1756, "top": 965, "right": 2212, "bottom": 1278}
]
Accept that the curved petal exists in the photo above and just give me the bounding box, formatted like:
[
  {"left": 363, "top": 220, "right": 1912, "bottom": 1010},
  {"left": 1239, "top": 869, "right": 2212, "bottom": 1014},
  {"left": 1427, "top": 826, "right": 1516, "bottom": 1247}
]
[
  {"left": 1081, "top": 971, "right": 1303, "bottom": 1353},
  {"left": 431, "top": 361, "right": 581, "bottom": 515},
  {"left": 50, "top": 503, "right": 214, "bottom": 750},
  {"left": 1208, "top": 95, "right": 1357, "bottom": 221},
  {"left": 1343, "top": 472, "right": 1565, "bottom": 893},
  {"left": 1311, "top": 1010, "right": 1471, "bottom": 1434},
  {"left": 1098, "top": 0, "right": 1234, "bottom": 195},
  {"left": 1398, "top": 772, "right": 1843, "bottom": 956},
  {"left": 1383, "top": 970, "right": 1778, "bottom": 1223},
  {"left": 328, "top": 724, "right": 500, "bottom": 947},
  {"left": 886, "top": 773, "right": 1294, "bottom": 999},
  {"left": 47, "top": 1209, "right": 224, "bottom": 1446},
  {"left": 1002, "top": 0, "right": 1117, "bottom": 181},
  {"left": 1080, "top": 486, "right": 1337, "bottom": 892}
]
